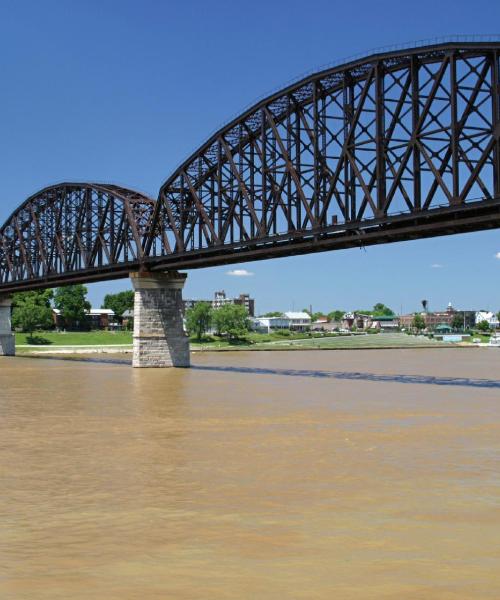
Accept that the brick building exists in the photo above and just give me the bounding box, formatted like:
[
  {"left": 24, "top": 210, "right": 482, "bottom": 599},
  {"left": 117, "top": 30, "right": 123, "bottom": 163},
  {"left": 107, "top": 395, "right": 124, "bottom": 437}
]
[{"left": 400, "top": 303, "right": 476, "bottom": 330}]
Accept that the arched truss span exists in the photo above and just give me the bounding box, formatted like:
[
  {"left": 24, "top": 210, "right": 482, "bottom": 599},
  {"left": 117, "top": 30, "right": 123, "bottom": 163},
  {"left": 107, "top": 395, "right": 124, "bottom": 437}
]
[
  {"left": 0, "top": 183, "right": 156, "bottom": 290},
  {"left": 2, "top": 42, "right": 500, "bottom": 292},
  {"left": 147, "top": 41, "right": 500, "bottom": 265}
]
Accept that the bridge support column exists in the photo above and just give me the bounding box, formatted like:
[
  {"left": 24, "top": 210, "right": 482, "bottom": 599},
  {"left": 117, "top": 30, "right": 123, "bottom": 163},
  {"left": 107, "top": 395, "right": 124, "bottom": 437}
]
[
  {"left": 130, "top": 271, "right": 190, "bottom": 368},
  {"left": 0, "top": 296, "right": 15, "bottom": 356}
]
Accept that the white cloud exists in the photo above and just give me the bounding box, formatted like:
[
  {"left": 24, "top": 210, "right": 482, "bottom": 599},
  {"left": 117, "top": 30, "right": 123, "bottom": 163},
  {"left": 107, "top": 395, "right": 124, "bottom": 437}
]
[
  {"left": 495, "top": 252, "right": 500, "bottom": 260},
  {"left": 226, "top": 269, "right": 254, "bottom": 277},
  {"left": 430, "top": 263, "right": 444, "bottom": 268}
]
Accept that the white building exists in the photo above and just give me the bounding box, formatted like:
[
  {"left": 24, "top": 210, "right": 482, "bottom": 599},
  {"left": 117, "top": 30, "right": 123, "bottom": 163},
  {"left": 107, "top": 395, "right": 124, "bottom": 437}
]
[
  {"left": 284, "top": 311, "right": 311, "bottom": 332},
  {"left": 475, "top": 311, "right": 499, "bottom": 328},
  {"left": 251, "top": 316, "right": 290, "bottom": 333},
  {"left": 213, "top": 290, "right": 232, "bottom": 310}
]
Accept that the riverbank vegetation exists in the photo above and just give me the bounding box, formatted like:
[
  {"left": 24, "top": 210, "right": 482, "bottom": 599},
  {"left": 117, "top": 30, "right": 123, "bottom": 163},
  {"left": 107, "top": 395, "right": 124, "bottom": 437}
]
[
  {"left": 16, "top": 327, "right": 493, "bottom": 350},
  {"left": 15, "top": 330, "right": 133, "bottom": 346}
]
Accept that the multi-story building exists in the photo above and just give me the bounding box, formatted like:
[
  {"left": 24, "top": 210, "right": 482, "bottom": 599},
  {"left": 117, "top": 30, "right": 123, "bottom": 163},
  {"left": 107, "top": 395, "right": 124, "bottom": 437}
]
[
  {"left": 184, "top": 291, "right": 255, "bottom": 316},
  {"left": 400, "top": 303, "right": 477, "bottom": 330},
  {"left": 475, "top": 311, "right": 499, "bottom": 328},
  {"left": 234, "top": 293, "right": 255, "bottom": 317},
  {"left": 284, "top": 311, "right": 311, "bottom": 332},
  {"left": 212, "top": 290, "right": 232, "bottom": 310}
]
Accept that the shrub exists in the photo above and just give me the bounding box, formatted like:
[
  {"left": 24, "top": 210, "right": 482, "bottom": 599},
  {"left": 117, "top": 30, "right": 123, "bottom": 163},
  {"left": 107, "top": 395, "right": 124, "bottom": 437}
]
[{"left": 275, "top": 329, "right": 291, "bottom": 337}]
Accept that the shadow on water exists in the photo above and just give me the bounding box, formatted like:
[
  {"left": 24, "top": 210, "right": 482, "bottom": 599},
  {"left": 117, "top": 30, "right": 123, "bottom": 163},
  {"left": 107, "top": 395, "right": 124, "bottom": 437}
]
[
  {"left": 192, "top": 365, "right": 500, "bottom": 389},
  {"left": 15, "top": 356, "right": 500, "bottom": 388},
  {"left": 17, "top": 354, "right": 131, "bottom": 365}
]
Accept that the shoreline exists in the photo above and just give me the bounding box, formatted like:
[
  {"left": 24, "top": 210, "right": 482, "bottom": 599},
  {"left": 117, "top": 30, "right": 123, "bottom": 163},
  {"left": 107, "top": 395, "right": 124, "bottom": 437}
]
[
  {"left": 13, "top": 332, "right": 495, "bottom": 357},
  {"left": 14, "top": 343, "right": 484, "bottom": 357}
]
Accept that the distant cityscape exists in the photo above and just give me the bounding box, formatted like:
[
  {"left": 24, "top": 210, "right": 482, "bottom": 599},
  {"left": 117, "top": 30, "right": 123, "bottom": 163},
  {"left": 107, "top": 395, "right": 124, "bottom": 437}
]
[
  {"left": 179, "top": 291, "right": 500, "bottom": 335},
  {"left": 45, "top": 290, "right": 500, "bottom": 335},
  {"left": 252, "top": 303, "right": 499, "bottom": 334}
]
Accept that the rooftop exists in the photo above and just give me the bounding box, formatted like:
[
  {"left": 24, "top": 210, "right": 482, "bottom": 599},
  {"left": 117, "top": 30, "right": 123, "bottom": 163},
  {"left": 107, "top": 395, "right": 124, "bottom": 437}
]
[
  {"left": 284, "top": 311, "right": 311, "bottom": 320},
  {"left": 53, "top": 308, "right": 115, "bottom": 316},
  {"left": 372, "top": 315, "right": 398, "bottom": 321}
]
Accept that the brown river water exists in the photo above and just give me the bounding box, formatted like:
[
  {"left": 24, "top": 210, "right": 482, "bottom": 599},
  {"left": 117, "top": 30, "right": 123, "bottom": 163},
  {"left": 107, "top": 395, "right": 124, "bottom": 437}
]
[{"left": 1, "top": 349, "right": 499, "bottom": 599}]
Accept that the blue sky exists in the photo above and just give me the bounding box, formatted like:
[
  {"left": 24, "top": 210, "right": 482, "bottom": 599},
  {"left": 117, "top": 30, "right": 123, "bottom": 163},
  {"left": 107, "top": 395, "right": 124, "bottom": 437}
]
[{"left": 1, "top": 0, "right": 499, "bottom": 315}]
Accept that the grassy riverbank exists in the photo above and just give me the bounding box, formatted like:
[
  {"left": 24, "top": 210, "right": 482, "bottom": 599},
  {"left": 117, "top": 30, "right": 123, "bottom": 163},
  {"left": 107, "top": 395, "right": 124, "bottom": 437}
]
[
  {"left": 192, "top": 332, "right": 456, "bottom": 351},
  {"left": 16, "top": 331, "right": 133, "bottom": 347},
  {"left": 14, "top": 330, "right": 465, "bottom": 355}
]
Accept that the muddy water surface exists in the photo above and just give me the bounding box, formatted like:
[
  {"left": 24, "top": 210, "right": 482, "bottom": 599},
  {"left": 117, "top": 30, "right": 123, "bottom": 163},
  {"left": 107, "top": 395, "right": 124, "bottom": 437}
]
[{"left": 1, "top": 349, "right": 500, "bottom": 599}]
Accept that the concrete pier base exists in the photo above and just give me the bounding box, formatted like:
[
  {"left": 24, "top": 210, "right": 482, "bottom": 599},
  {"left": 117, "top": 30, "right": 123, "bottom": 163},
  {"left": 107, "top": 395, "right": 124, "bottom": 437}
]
[
  {"left": 0, "top": 297, "right": 15, "bottom": 356},
  {"left": 130, "top": 271, "right": 190, "bottom": 368}
]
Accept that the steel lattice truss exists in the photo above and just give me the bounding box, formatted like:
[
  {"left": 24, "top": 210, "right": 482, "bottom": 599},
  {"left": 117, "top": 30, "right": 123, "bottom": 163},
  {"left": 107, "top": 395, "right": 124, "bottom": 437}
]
[
  {"left": 2, "top": 41, "right": 500, "bottom": 292},
  {"left": 0, "top": 184, "right": 155, "bottom": 290}
]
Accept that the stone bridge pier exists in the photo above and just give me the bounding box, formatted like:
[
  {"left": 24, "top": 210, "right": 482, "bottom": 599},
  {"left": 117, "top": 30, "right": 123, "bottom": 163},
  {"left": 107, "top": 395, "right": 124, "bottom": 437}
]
[
  {"left": 130, "top": 271, "right": 190, "bottom": 368},
  {"left": 0, "top": 296, "right": 15, "bottom": 356}
]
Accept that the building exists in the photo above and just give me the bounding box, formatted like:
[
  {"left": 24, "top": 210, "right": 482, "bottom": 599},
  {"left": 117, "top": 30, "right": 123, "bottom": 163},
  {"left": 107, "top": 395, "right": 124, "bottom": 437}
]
[
  {"left": 341, "top": 312, "right": 373, "bottom": 331},
  {"left": 212, "top": 290, "right": 232, "bottom": 310},
  {"left": 234, "top": 293, "right": 255, "bottom": 316},
  {"left": 370, "top": 315, "right": 400, "bottom": 331},
  {"left": 184, "top": 290, "right": 255, "bottom": 317},
  {"left": 311, "top": 317, "right": 339, "bottom": 332},
  {"left": 400, "top": 303, "right": 478, "bottom": 331},
  {"left": 53, "top": 308, "right": 117, "bottom": 330},
  {"left": 284, "top": 311, "right": 311, "bottom": 332},
  {"left": 251, "top": 315, "right": 290, "bottom": 333},
  {"left": 475, "top": 311, "right": 499, "bottom": 328},
  {"left": 122, "top": 309, "right": 134, "bottom": 329}
]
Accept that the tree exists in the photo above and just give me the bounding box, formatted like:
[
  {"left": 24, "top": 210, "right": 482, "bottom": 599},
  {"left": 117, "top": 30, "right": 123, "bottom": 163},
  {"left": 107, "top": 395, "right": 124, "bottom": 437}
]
[
  {"left": 451, "top": 314, "right": 464, "bottom": 331},
  {"left": 212, "top": 304, "right": 250, "bottom": 340},
  {"left": 311, "top": 312, "right": 326, "bottom": 322},
  {"left": 262, "top": 311, "right": 284, "bottom": 317},
  {"left": 54, "top": 285, "right": 91, "bottom": 329},
  {"left": 421, "top": 299, "right": 428, "bottom": 313},
  {"left": 12, "top": 290, "right": 54, "bottom": 335},
  {"left": 477, "top": 319, "right": 490, "bottom": 332},
  {"left": 372, "top": 303, "right": 394, "bottom": 316},
  {"left": 412, "top": 314, "right": 426, "bottom": 331},
  {"left": 327, "top": 310, "right": 345, "bottom": 322},
  {"left": 103, "top": 290, "right": 134, "bottom": 321},
  {"left": 301, "top": 309, "right": 327, "bottom": 321},
  {"left": 186, "top": 302, "right": 213, "bottom": 341}
]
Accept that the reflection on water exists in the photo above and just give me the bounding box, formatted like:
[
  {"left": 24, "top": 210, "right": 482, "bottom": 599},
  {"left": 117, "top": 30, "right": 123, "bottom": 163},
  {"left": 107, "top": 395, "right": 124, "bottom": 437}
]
[{"left": 1, "top": 349, "right": 499, "bottom": 599}]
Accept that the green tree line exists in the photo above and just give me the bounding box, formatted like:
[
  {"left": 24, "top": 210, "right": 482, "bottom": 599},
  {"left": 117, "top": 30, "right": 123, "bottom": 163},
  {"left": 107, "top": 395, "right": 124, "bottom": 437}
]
[
  {"left": 186, "top": 302, "right": 250, "bottom": 341},
  {"left": 11, "top": 286, "right": 135, "bottom": 335},
  {"left": 262, "top": 303, "right": 395, "bottom": 323}
]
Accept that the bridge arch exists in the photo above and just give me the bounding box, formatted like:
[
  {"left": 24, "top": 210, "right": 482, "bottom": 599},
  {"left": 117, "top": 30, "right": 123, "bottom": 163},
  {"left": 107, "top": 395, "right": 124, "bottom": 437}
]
[
  {"left": 1, "top": 41, "right": 500, "bottom": 293},
  {"left": 0, "top": 183, "right": 156, "bottom": 291},
  {"left": 148, "top": 40, "right": 500, "bottom": 264}
]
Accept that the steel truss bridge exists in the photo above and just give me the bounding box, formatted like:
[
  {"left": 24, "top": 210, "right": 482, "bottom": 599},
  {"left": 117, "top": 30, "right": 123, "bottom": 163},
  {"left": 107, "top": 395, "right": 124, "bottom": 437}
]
[{"left": 1, "top": 40, "right": 500, "bottom": 293}]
